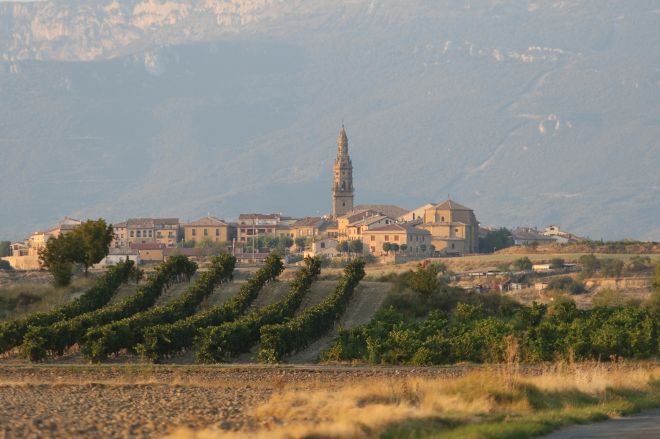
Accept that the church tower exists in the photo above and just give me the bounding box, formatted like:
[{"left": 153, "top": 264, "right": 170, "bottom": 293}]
[{"left": 332, "top": 125, "right": 355, "bottom": 217}]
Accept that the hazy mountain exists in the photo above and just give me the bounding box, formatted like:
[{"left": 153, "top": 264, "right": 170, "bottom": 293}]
[{"left": 1, "top": 0, "right": 659, "bottom": 241}]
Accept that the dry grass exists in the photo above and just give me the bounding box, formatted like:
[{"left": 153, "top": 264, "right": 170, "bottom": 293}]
[
  {"left": 0, "top": 277, "right": 96, "bottom": 322},
  {"left": 167, "top": 360, "right": 660, "bottom": 439}
]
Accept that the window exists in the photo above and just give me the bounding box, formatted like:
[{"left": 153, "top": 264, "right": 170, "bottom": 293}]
[
  {"left": 168, "top": 232, "right": 173, "bottom": 238},
  {"left": 307, "top": 230, "right": 311, "bottom": 236},
  {"left": 241, "top": 237, "right": 246, "bottom": 241},
  {"left": 267, "top": 229, "right": 272, "bottom": 233},
  {"left": 136, "top": 231, "right": 141, "bottom": 237},
  {"left": 371, "top": 246, "right": 376, "bottom": 253},
  {"left": 385, "top": 235, "right": 389, "bottom": 241},
  {"left": 452, "top": 243, "right": 455, "bottom": 249},
  {"left": 299, "top": 230, "right": 302, "bottom": 236},
  {"left": 371, "top": 235, "right": 376, "bottom": 242},
  {"left": 342, "top": 202, "right": 345, "bottom": 206},
  {"left": 192, "top": 229, "right": 196, "bottom": 236},
  {"left": 216, "top": 229, "right": 220, "bottom": 236},
  {"left": 412, "top": 214, "right": 415, "bottom": 220},
  {"left": 441, "top": 217, "right": 445, "bottom": 222},
  {"left": 394, "top": 235, "right": 399, "bottom": 242},
  {"left": 455, "top": 229, "right": 458, "bottom": 232},
  {"left": 157, "top": 232, "right": 162, "bottom": 238},
  {"left": 321, "top": 242, "right": 326, "bottom": 249},
  {"left": 204, "top": 229, "right": 208, "bottom": 236},
  {"left": 148, "top": 230, "right": 152, "bottom": 237},
  {"left": 409, "top": 235, "right": 412, "bottom": 241},
  {"left": 342, "top": 181, "right": 346, "bottom": 190}
]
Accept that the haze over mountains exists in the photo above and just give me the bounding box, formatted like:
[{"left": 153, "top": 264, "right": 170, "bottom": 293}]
[{"left": 1, "top": 0, "right": 659, "bottom": 241}]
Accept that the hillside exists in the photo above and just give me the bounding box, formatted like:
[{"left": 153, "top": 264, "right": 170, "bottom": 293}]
[{"left": 0, "top": 0, "right": 659, "bottom": 240}]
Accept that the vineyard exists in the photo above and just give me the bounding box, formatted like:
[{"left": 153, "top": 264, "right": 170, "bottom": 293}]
[{"left": 0, "top": 253, "right": 373, "bottom": 364}]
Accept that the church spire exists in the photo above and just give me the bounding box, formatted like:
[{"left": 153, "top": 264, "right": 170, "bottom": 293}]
[{"left": 332, "top": 124, "right": 354, "bottom": 217}]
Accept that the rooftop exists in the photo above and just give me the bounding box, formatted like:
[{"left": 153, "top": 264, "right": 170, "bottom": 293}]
[
  {"left": 366, "top": 224, "right": 431, "bottom": 234},
  {"left": 186, "top": 216, "right": 229, "bottom": 227},
  {"left": 351, "top": 205, "right": 410, "bottom": 219},
  {"left": 130, "top": 243, "right": 166, "bottom": 250},
  {"left": 293, "top": 217, "right": 324, "bottom": 228},
  {"left": 431, "top": 199, "right": 473, "bottom": 211}
]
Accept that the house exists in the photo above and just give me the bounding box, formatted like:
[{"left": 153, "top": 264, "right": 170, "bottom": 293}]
[
  {"left": 542, "top": 225, "right": 583, "bottom": 243},
  {"left": 398, "top": 203, "right": 435, "bottom": 222},
  {"left": 304, "top": 238, "right": 339, "bottom": 257},
  {"left": 319, "top": 221, "right": 339, "bottom": 238},
  {"left": 512, "top": 228, "right": 557, "bottom": 246},
  {"left": 94, "top": 249, "right": 140, "bottom": 269},
  {"left": 416, "top": 200, "right": 480, "bottom": 253},
  {"left": 362, "top": 224, "right": 432, "bottom": 255},
  {"left": 532, "top": 263, "right": 553, "bottom": 272},
  {"left": 431, "top": 236, "right": 469, "bottom": 256},
  {"left": 351, "top": 205, "right": 410, "bottom": 221},
  {"left": 235, "top": 253, "right": 273, "bottom": 264},
  {"left": 183, "top": 216, "right": 237, "bottom": 244},
  {"left": 130, "top": 243, "right": 166, "bottom": 264},
  {"left": 236, "top": 213, "right": 298, "bottom": 242},
  {"left": 293, "top": 217, "right": 326, "bottom": 238},
  {"left": 115, "top": 218, "right": 180, "bottom": 248},
  {"left": 336, "top": 210, "right": 397, "bottom": 241},
  {"left": 163, "top": 247, "right": 216, "bottom": 262}
]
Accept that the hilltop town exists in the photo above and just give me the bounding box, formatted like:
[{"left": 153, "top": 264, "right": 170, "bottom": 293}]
[{"left": 1, "top": 127, "right": 589, "bottom": 272}]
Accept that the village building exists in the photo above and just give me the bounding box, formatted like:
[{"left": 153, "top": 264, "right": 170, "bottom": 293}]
[
  {"left": 183, "top": 216, "right": 237, "bottom": 244},
  {"left": 94, "top": 249, "right": 140, "bottom": 269},
  {"left": 362, "top": 224, "right": 432, "bottom": 255},
  {"left": 236, "top": 213, "right": 297, "bottom": 242},
  {"left": 130, "top": 243, "right": 166, "bottom": 264},
  {"left": 415, "top": 200, "right": 480, "bottom": 255},
  {"left": 304, "top": 237, "right": 340, "bottom": 258},
  {"left": 293, "top": 217, "right": 325, "bottom": 237},
  {"left": 512, "top": 228, "right": 557, "bottom": 246},
  {"left": 114, "top": 218, "right": 180, "bottom": 248}
]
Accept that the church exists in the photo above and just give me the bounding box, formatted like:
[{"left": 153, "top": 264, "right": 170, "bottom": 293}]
[{"left": 329, "top": 126, "right": 480, "bottom": 256}]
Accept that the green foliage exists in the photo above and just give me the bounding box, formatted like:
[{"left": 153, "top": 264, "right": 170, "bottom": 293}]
[
  {"left": 429, "top": 244, "right": 435, "bottom": 253},
  {"left": 194, "top": 256, "right": 321, "bottom": 364},
  {"left": 295, "top": 237, "right": 307, "bottom": 251},
  {"left": 50, "top": 261, "right": 75, "bottom": 287},
  {"left": 591, "top": 288, "right": 625, "bottom": 307},
  {"left": 513, "top": 257, "right": 533, "bottom": 271},
  {"left": 0, "top": 241, "right": 10, "bottom": 257},
  {"left": 336, "top": 240, "right": 349, "bottom": 253},
  {"left": 550, "top": 258, "right": 565, "bottom": 269},
  {"left": 601, "top": 258, "right": 625, "bottom": 278},
  {"left": 420, "top": 244, "right": 427, "bottom": 252},
  {"left": 382, "top": 242, "right": 392, "bottom": 252},
  {"left": 400, "top": 244, "right": 408, "bottom": 252},
  {"left": 17, "top": 255, "right": 196, "bottom": 362},
  {"left": 407, "top": 263, "right": 438, "bottom": 298},
  {"left": 258, "top": 259, "right": 366, "bottom": 363},
  {"left": 136, "top": 253, "right": 285, "bottom": 363},
  {"left": 651, "top": 262, "right": 660, "bottom": 292},
  {"left": 479, "top": 228, "right": 514, "bottom": 253},
  {"left": 0, "top": 260, "right": 134, "bottom": 355},
  {"left": 81, "top": 254, "right": 236, "bottom": 363},
  {"left": 578, "top": 254, "right": 599, "bottom": 279},
  {"left": 349, "top": 240, "right": 363, "bottom": 254},
  {"left": 495, "top": 262, "right": 510, "bottom": 272},
  {"left": 38, "top": 233, "right": 84, "bottom": 275},
  {"left": 71, "top": 219, "right": 115, "bottom": 277},
  {"left": 390, "top": 243, "right": 399, "bottom": 252},
  {"left": 0, "top": 259, "right": 12, "bottom": 270},
  {"left": 323, "top": 298, "right": 660, "bottom": 365},
  {"left": 546, "top": 277, "right": 587, "bottom": 295}
]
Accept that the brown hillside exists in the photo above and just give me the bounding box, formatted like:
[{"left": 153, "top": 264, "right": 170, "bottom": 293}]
[{"left": 495, "top": 243, "right": 660, "bottom": 255}]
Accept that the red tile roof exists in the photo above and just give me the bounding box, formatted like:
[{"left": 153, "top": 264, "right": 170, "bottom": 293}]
[
  {"left": 238, "top": 213, "right": 280, "bottom": 220},
  {"left": 432, "top": 200, "right": 472, "bottom": 211}
]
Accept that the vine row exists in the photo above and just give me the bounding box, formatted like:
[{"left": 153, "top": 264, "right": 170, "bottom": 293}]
[
  {"left": 19, "top": 254, "right": 197, "bottom": 362},
  {"left": 0, "top": 260, "right": 135, "bottom": 355},
  {"left": 136, "top": 253, "right": 285, "bottom": 363},
  {"left": 258, "top": 259, "right": 366, "bottom": 364},
  {"left": 195, "top": 256, "right": 322, "bottom": 364}
]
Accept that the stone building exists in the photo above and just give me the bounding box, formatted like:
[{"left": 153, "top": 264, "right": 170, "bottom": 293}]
[
  {"left": 114, "top": 218, "right": 180, "bottom": 248},
  {"left": 332, "top": 126, "right": 355, "bottom": 217},
  {"left": 415, "top": 200, "right": 480, "bottom": 256},
  {"left": 183, "top": 216, "right": 237, "bottom": 244},
  {"left": 362, "top": 224, "right": 432, "bottom": 255}
]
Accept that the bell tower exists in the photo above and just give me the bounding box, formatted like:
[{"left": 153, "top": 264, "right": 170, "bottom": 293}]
[{"left": 332, "top": 125, "right": 354, "bottom": 217}]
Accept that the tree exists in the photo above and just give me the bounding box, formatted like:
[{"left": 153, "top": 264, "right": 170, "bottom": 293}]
[
  {"left": 382, "top": 242, "right": 392, "bottom": 254},
  {"left": 601, "top": 258, "right": 624, "bottom": 278},
  {"left": 530, "top": 241, "right": 539, "bottom": 252},
  {"left": 578, "top": 254, "right": 599, "bottom": 279},
  {"left": 0, "top": 259, "right": 12, "bottom": 270},
  {"left": 38, "top": 233, "right": 84, "bottom": 287},
  {"left": 429, "top": 244, "right": 435, "bottom": 254},
  {"left": 280, "top": 236, "right": 294, "bottom": 250},
  {"left": 336, "top": 240, "right": 349, "bottom": 255},
  {"left": 391, "top": 243, "right": 399, "bottom": 253},
  {"left": 408, "top": 263, "right": 438, "bottom": 297},
  {"left": 400, "top": 244, "right": 408, "bottom": 253},
  {"left": 550, "top": 258, "right": 565, "bottom": 270},
  {"left": 72, "top": 219, "right": 115, "bottom": 278},
  {"left": 478, "top": 228, "right": 514, "bottom": 253},
  {"left": 196, "top": 236, "right": 214, "bottom": 248},
  {"left": 512, "top": 256, "right": 533, "bottom": 271},
  {"left": 295, "top": 237, "right": 307, "bottom": 252},
  {"left": 495, "top": 262, "right": 511, "bottom": 272},
  {"left": 178, "top": 239, "right": 196, "bottom": 248},
  {"left": 0, "top": 241, "right": 10, "bottom": 257},
  {"left": 349, "top": 240, "right": 363, "bottom": 254},
  {"left": 420, "top": 243, "right": 427, "bottom": 252},
  {"left": 651, "top": 261, "right": 660, "bottom": 292}
]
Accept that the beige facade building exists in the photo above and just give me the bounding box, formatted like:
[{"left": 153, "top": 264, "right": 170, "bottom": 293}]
[
  {"left": 236, "top": 213, "right": 297, "bottom": 242},
  {"left": 183, "top": 216, "right": 237, "bottom": 244},
  {"left": 114, "top": 218, "right": 180, "bottom": 248},
  {"left": 332, "top": 126, "right": 355, "bottom": 217},
  {"left": 416, "top": 200, "right": 480, "bottom": 255},
  {"left": 362, "top": 224, "right": 432, "bottom": 255}
]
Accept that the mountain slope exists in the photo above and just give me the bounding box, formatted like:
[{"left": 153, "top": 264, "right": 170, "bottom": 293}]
[{"left": 0, "top": 0, "right": 659, "bottom": 240}]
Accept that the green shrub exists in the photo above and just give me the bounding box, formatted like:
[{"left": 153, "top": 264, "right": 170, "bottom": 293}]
[
  {"left": 0, "top": 259, "right": 12, "bottom": 270},
  {"left": 136, "top": 253, "right": 285, "bottom": 363}
]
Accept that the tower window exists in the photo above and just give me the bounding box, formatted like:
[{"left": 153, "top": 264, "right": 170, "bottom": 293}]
[
  {"left": 342, "top": 202, "right": 345, "bottom": 206},
  {"left": 342, "top": 181, "right": 346, "bottom": 190},
  {"left": 441, "top": 217, "right": 445, "bottom": 222}
]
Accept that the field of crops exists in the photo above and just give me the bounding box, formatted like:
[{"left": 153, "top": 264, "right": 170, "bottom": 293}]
[{"left": 0, "top": 253, "right": 369, "bottom": 365}]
